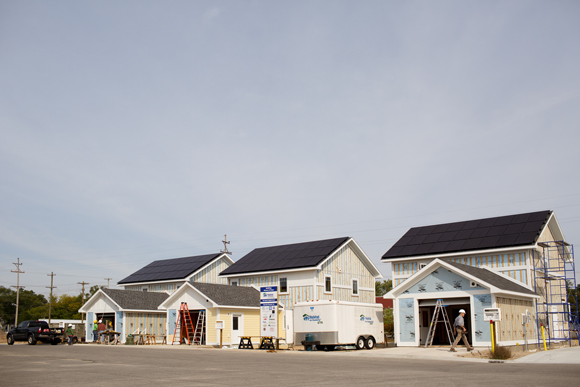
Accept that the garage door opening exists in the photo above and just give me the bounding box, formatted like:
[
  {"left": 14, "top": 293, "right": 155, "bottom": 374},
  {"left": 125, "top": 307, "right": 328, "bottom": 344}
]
[{"left": 419, "top": 298, "right": 472, "bottom": 346}]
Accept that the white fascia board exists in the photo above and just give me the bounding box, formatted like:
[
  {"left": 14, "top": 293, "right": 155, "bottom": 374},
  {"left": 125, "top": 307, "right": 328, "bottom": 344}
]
[
  {"left": 216, "top": 305, "right": 259, "bottom": 310},
  {"left": 79, "top": 289, "right": 122, "bottom": 313},
  {"left": 381, "top": 245, "right": 536, "bottom": 263},
  {"left": 122, "top": 309, "right": 168, "bottom": 313},
  {"left": 219, "top": 266, "right": 316, "bottom": 278},
  {"left": 387, "top": 259, "right": 444, "bottom": 297},
  {"left": 492, "top": 290, "right": 540, "bottom": 300},
  {"left": 158, "top": 282, "right": 194, "bottom": 309},
  {"left": 118, "top": 279, "right": 187, "bottom": 287},
  {"left": 159, "top": 282, "right": 218, "bottom": 309},
  {"left": 185, "top": 253, "right": 235, "bottom": 282}
]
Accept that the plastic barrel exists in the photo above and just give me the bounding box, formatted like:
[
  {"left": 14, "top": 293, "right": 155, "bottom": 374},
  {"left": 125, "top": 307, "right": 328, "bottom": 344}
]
[
  {"left": 305, "top": 333, "right": 313, "bottom": 351},
  {"left": 125, "top": 335, "right": 135, "bottom": 345}
]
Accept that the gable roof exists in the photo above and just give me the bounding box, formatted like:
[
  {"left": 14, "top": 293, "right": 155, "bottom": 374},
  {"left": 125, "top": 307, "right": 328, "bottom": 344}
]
[
  {"left": 220, "top": 237, "right": 351, "bottom": 276},
  {"left": 385, "top": 258, "right": 537, "bottom": 298},
  {"left": 382, "top": 210, "right": 552, "bottom": 261},
  {"left": 100, "top": 288, "right": 169, "bottom": 311},
  {"left": 159, "top": 282, "right": 261, "bottom": 309},
  {"left": 191, "top": 282, "right": 260, "bottom": 307},
  {"left": 445, "top": 261, "right": 536, "bottom": 296},
  {"left": 118, "top": 253, "right": 227, "bottom": 284}
]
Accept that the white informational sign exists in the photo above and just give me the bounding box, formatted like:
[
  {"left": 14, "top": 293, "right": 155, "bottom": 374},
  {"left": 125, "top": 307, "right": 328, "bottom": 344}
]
[
  {"left": 260, "top": 286, "right": 278, "bottom": 337},
  {"left": 215, "top": 320, "right": 224, "bottom": 330},
  {"left": 483, "top": 308, "right": 502, "bottom": 322}
]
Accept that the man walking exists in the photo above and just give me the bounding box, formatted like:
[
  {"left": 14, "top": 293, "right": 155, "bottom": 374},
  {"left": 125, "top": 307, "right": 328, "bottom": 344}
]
[
  {"left": 65, "top": 324, "right": 74, "bottom": 345},
  {"left": 450, "top": 309, "right": 473, "bottom": 352}
]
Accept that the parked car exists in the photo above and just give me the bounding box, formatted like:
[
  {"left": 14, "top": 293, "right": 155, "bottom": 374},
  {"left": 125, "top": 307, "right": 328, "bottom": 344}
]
[{"left": 6, "top": 320, "right": 64, "bottom": 345}]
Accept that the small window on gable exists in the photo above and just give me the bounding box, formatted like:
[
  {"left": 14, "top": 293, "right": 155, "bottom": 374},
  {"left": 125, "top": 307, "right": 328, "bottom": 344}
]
[
  {"left": 352, "top": 279, "right": 359, "bottom": 296},
  {"left": 325, "top": 275, "right": 332, "bottom": 294},
  {"left": 419, "top": 263, "right": 427, "bottom": 270},
  {"left": 142, "top": 288, "right": 148, "bottom": 292},
  {"left": 280, "top": 277, "right": 288, "bottom": 293},
  {"left": 231, "top": 281, "right": 238, "bottom": 286}
]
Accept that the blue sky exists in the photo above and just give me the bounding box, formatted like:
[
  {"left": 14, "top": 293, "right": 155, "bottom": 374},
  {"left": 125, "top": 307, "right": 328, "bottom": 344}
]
[{"left": 1, "top": 1, "right": 580, "bottom": 297}]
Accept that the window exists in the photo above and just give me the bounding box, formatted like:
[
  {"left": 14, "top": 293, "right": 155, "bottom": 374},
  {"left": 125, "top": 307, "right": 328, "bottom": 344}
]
[
  {"left": 352, "top": 279, "right": 359, "bottom": 296},
  {"left": 419, "top": 263, "right": 427, "bottom": 270},
  {"left": 142, "top": 288, "right": 148, "bottom": 292},
  {"left": 232, "top": 316, "right": 239, "bottom": 330},
  {"left": 231, "top": 281, "right": 238, "bottom": 286},
  {"left": 324, "top": 275, "right": 332, "bottom": 293},
  {"left": 279, "top": 277, "right": 288, "bottom": 293}
]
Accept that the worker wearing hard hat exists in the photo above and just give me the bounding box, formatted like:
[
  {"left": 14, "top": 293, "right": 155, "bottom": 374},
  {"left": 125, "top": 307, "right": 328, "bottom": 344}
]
[
  {"left": 450, "top": 309, "right": 473, "bottom": 352},
  {"left": 66, "top": 324, "right": 74, "bottom": 345},
  {"left": 97, "top": 320, "right": 106, "bottom": 344},
  {"left": 93, "top": 320, "right": 98, "bottom": 342}
]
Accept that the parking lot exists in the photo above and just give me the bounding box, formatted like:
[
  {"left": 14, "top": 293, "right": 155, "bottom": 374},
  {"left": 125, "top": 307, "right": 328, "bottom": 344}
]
[{"left": 1, "top": 343, "right": 580, "bottom": 386}]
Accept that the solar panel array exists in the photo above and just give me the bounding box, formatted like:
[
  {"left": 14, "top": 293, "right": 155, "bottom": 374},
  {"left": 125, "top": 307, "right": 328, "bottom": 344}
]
[
  {"left": 382, "top": 210, "right": 551, "bottom": 260},
  {"left": 220, "top": 237, "right": 350, "bottom": 275},
  {"left": 118, "top": 253, "right": 222, "bottom": 284}
]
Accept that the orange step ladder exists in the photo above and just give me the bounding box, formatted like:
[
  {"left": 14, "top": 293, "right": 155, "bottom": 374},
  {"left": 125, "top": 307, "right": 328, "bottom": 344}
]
[{"left": 172, "top": 302, "right": 195, "bottom": 345}]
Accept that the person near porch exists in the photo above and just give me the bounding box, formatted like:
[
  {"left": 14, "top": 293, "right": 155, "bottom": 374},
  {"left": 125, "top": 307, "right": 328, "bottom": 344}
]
[
  {"left": 97, "top": 319, "right": 106, "bottom": 343},
  {"left": 450, "top": 309, "right": 473, "bottom": 352},
  {"left": 93, "top": 320, "right": 98, "bottom": 341},
  {"left": 65, "top": 324, "right": 74, "bottom": 345}
]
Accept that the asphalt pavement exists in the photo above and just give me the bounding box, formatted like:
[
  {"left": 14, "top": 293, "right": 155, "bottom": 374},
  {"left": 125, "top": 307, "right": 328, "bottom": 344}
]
[{"left": 1, "top": 343, "right": 580, "bottom": 386}]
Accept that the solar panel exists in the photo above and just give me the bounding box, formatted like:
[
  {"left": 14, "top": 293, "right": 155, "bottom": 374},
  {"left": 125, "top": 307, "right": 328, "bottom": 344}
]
[
  {"left": 118, "top": 253, "right": 222, "bottom": 284},
  {"left": 220, "top": 237, "right": 350, "bottom": 275},
  {"left": 382, "top": 210, "right": 551, "bottom": 260}
]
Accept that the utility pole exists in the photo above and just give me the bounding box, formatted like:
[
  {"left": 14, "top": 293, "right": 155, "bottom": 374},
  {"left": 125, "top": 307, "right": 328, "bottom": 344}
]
[
  {"left": 104, "top": 278, "right": 112, "bottom": 289},
  {"left": 46, "top": 272, "right": 56, "bottom": 325},
  {"left": 77, "top": 281, "right": 89, "bottom": 325},
  {"left": 11, "top": 258, "right": 25, "bottom": 328}
]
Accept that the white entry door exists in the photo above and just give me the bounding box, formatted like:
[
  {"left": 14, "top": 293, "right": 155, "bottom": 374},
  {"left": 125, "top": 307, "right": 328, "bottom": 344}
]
[
  {"left": 419, "top": 308, "right": 431, "bottom": 345},
  {"left": 232, "top": 314, "right": 243, "bottom": 346},
  {"left": 285, "top": 310, "right": 294, "bottom": 344}
]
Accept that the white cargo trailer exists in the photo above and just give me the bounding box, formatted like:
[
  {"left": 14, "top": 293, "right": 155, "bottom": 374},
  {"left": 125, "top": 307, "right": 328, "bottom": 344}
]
[{"left": 294, "top": 300, "right": 384, "bottom": 350}]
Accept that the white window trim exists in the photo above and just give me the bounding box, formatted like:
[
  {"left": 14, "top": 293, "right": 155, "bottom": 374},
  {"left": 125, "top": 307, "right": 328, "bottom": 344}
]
[
  {"left": 231, "top": 280, "right": 238, "bottom": 286},
  {"left": 324, "top": 275, "right": 332, "bottom": 294},
  {"left": 351, "top": 278, "right": 359, "bottom": 296},
  {"left": 279, "top": 277, "right": 289, "bottom": 294}
]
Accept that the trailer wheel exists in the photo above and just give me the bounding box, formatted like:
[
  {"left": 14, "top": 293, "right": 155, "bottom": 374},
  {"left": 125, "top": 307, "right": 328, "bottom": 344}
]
[
  {"left": 365, "top": 336, "right": 376, "bottom": 350},
  {"left": 27, "top": 334, "right": 37, "bottom": 345},
  {"left": 356, "top": 337, "right": 366, "bottom": 350},
  {"left": 7, "top": 334, "right": 14, "bottom": 345}
]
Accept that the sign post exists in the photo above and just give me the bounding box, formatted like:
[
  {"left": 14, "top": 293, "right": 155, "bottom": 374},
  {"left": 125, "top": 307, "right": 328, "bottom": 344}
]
[{"left": 260, "top": 286, "right": 278, "bottom": 338}]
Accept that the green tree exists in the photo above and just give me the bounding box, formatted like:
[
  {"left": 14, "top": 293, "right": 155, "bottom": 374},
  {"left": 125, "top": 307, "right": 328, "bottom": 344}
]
[
  {"left": 375, "top": 279, "right": 393, "bottom": 297},
  {"left": 0, "top": 286, "right": 48, "bottom": 325},
  {"left": 384, "top": 307, "right": 394, "bottom": 335}
]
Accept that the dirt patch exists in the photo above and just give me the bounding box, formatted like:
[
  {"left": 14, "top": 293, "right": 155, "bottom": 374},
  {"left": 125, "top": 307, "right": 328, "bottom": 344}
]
[
  {"left": 458, "top": 348, "right": 534, "bottom": 360},
  {"left": 0, "top": 328, "right": 7, "bottom": 344}
]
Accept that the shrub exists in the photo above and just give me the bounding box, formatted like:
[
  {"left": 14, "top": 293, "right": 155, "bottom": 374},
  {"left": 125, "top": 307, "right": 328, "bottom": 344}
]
[{"left": 490, "top": 346, "right": 512, "bottom": 360}]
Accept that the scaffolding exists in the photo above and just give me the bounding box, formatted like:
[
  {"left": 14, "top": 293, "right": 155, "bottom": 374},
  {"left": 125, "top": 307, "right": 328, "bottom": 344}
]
[{"left": 532, "top": 241, "right": 580, "bottom": 347}]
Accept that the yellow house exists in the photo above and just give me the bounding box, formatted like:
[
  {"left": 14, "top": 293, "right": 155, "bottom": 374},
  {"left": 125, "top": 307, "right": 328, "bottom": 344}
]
[{"left": 159, "top": 282, "right": 285, "bottom": 347}]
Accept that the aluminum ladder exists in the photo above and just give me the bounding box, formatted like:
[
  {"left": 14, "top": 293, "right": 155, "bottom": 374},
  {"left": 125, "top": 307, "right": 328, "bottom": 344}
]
[
  {"left": 424, "top": 299, "right": 455, "bottom": 348},
  {"left": 192, "top": 310, "right": 206, "bottom": 345},
  {"left": 172, "top": 302, "right": 195, "bottom": 345}
]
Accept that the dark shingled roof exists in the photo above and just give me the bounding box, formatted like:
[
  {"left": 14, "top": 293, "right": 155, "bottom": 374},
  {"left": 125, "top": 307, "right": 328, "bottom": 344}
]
[
  {"left": 102, "top": 288, "right": 169, "bottom": 310},
  {"left": 382, "top": 210, "right": 552, "bottom": 260},
  {"left": 191, "top": 282, "right": 260, "bottom": 307},
  {"left": 118, "top": 253, "right": 222, "bottom": 284},
  {"left": 220, "top": 237, "right": 350, "bottom": 276},
  {"left": 445, "top": 261, "right": 537, "bottom": 296}
]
